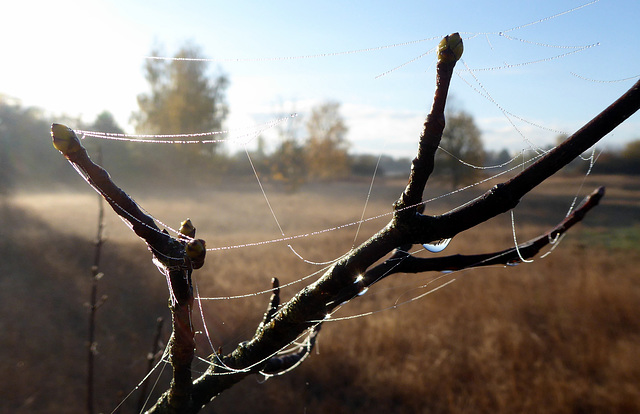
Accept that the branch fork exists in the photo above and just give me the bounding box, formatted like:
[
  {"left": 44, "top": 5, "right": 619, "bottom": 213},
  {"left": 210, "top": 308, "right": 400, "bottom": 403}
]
[{"left": 51, "top": 32, "right": 640, "bottom": 413}]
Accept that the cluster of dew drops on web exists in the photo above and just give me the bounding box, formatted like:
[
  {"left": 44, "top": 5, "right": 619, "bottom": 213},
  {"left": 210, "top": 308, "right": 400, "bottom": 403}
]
[{"left": 90, "top": 1, "right": 640, "bottom": 411}]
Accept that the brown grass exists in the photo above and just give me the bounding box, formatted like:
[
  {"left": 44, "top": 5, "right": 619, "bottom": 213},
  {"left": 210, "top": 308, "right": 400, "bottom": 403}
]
[{"left": 1, "top": 174, "right": 639, "bottom": 413}]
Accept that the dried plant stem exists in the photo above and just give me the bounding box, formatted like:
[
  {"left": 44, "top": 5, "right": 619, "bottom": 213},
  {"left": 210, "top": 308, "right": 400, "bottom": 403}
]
[{"left": 87, "top": 146, "right": 106, "bottom": 414}]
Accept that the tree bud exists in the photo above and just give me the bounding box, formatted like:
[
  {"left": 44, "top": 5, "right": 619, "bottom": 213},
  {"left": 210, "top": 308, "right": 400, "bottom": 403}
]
[
  {"left": 438, "top": 33, "right": 464, "bottom": 63},
  {"left": 179, "top": 218, "right": 196, "bottom": 239},
  {"left": 185, "top": 238, "right": 206, "bottom": 269},
  {"left": 51, "top": 123, "right": 83, "bottom": 156}
]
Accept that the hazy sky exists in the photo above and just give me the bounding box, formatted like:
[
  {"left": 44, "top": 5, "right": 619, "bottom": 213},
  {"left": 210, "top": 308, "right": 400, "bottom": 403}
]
[{"left": 1, "top": 0, "right": 639, "bottom": 157}]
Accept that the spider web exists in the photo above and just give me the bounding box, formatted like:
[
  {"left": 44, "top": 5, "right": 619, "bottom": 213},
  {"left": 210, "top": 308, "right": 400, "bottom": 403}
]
[{"left": 66, "top": 2, "right": 637, "bottom": 412}]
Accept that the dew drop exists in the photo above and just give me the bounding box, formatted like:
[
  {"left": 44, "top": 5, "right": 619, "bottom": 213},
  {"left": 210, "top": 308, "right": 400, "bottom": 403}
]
[
  {"left": 357, "top": 286, "right": 369, "bottom": 296},
  {"left": 505, "top": 260, "right": 520, "bottom": 267},
  {"left": 423, "top": 238, "right": 452, "bottom": 253}
]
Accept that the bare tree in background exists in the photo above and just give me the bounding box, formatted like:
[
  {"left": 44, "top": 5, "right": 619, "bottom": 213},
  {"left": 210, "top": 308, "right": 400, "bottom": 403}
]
[
  {"left": 437, "top": 109, "right": 484, "bottom": 188},
  {"left": 131, "top": 42, "right": 229, "bottom": 157},
  {"left": 51, "top": 34, "right": 640, "bottom": 414},
  {"left": 305, "top": 101, "right": 350, "bottom": 180},
  {"left": 270, "top": 108, "right": 307, "bottom": 191}
]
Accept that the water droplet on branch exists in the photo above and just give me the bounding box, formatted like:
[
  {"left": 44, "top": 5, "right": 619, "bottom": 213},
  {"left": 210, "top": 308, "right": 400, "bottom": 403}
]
[{"left": 423, "top": 238, "right": 452, "bottom": 253}]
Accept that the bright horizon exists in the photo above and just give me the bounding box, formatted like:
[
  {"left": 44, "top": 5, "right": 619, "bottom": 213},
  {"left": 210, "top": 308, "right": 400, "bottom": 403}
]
[{"left": 1, "top": 0, "right": 639, "bottom": 158}]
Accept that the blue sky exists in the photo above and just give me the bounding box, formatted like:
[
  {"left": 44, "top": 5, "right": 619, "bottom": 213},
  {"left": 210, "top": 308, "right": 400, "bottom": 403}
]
[{"left": 1, "top": 0, "right": 639, "bottom": 157}]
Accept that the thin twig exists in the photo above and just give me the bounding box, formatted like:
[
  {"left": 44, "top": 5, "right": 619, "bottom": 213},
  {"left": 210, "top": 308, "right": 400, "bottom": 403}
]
[
  {"left": 87, "top": 145, "right": 106, "bottom": 414},
  {"left": 51, "top": 126, "right": 200, "bottom": 412}
]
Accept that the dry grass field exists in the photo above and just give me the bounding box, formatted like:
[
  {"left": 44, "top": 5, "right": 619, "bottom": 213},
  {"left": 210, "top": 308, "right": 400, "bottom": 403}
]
[{"left": 1, "top": 173, "right": 639, "bottom": 413}]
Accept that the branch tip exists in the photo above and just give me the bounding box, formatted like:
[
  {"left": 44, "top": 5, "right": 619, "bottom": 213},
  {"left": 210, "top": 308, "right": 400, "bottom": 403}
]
[
  {"left": 179, "top": 218, "right": 196, "bottom": 239},
  {"left": 260, "top": 277, "right": 281, "bottom": 328},
  {"left": 438, "top": 32, "right": 464, "bottom": 63},
  {"left": 51, "top": 123, "right": 83, "bottom": 156},
  {"left": 185, "top": 239, "right": 206, "bottom": 269}
]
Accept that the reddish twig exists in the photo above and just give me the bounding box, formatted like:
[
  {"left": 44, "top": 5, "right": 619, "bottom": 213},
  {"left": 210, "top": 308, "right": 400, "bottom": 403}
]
[{"left": 51, "top": 125, "right": 202, "bottom": 412}]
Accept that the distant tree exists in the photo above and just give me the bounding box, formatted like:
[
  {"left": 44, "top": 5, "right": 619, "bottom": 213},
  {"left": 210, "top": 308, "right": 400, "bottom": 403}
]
[
  {"left": 270, "top": 114, "right": 307, "bottom": 191},
  {"left": 304, "top": 101, "right": 350, "bottom": 180},
  {"left": 270, "top": 138, "right": 307, "bottom": 191},
  {"left": 621, "top": 139, "right": 640, "bottom": 159},
  {"left": 131, "top": 42, "right": 229, "bottom": 157},
  {"left": 614, "top": 138, "right": 640, "bottom": 174},
  {"left": 555, "top": 133, "right": 569, "bottom": 146},
  {"left": 484, "top": 148, "right": 512, "bottom": 172},
  {"left": 240, "top": 134, "right": 270, "bottom": 177},
  {"left": 378, "top": 155, "right": 414, "bottom": 177},
  {"left": 254, "top": 135, "right": 267, "bottom": 160},
  {"left": 350, "top": 153, "right": 384, "bottom": 177},
  {"left": 437, "top": 109, "right": 484, "bottom": 188},
  {"left": 592, "top": 141, "right": 640, "bottom": 175},
  {"left": 0, "top": 96, "right": 69, "bottom": 190},
  {"left": 92, "top": 111, "right": 124, "bottom": 135},
  {"left": 0, "top": 100, "right": 13, "bottom": 198},
  {"left": 87, "top": 111, "right": 130, "bottom": 175},
  {"left": 494, "top": 148, "right": 512, "bottom": 165}
]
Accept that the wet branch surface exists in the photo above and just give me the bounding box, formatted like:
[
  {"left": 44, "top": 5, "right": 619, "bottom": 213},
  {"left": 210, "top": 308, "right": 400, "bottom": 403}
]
[{"left": 51, "top": 33, "right": 640, "bottom": 414}]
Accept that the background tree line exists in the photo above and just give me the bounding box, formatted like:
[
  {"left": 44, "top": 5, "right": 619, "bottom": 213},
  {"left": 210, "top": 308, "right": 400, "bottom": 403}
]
[
  {"left": 2, "top": 41, "right": 639, "bottom": 198},
  {"left": 2, "top": 36, "right": 640, "bottom": 414}
]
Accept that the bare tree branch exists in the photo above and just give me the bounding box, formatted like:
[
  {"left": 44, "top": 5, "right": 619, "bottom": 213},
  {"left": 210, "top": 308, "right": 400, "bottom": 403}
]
[
  {"left": 260, "top": 325, "right": 321, "bottom": 376},
  {"left": 51, "top": 124, "right": 202, "bottom": 412},
  {"left": 424, "top": 78, "right": 640, "bottom": 241},
  {"left": 51, "top": 32, "right": 640, "bottom": 414},
  {"left": 394, "top": 33, "right": 463, "bottom": 219},
  {"left": 364, "top": 186, "right": 605, "bottom": 281},
  {"left": 257, "top": 278, "right": 280, "bottom": 331}
]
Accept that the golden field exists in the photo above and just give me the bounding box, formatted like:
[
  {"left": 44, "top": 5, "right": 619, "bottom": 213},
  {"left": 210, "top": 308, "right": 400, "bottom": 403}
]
[{"left": 1, "top": 173, "right": 639, "bottom": 413}]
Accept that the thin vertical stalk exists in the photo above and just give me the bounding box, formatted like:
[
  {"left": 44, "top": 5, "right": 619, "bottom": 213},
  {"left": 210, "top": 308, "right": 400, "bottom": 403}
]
[{"left": 87, "top": 145, "right": 106, "bottom": 414}]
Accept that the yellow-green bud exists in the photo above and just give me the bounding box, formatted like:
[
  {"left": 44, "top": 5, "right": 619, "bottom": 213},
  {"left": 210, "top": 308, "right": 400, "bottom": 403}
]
[
  {"left": 51, "top": 123, "right": 83, "bottom": 156},
  {"left": 179, "top": 218, "right": 196, "bottom": 239},
  {"left": 185, "top": 238, "right": 206, "bottom": 269},
  {"left": 438, "top": 32, "right": 463, "bottom": 63}
]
